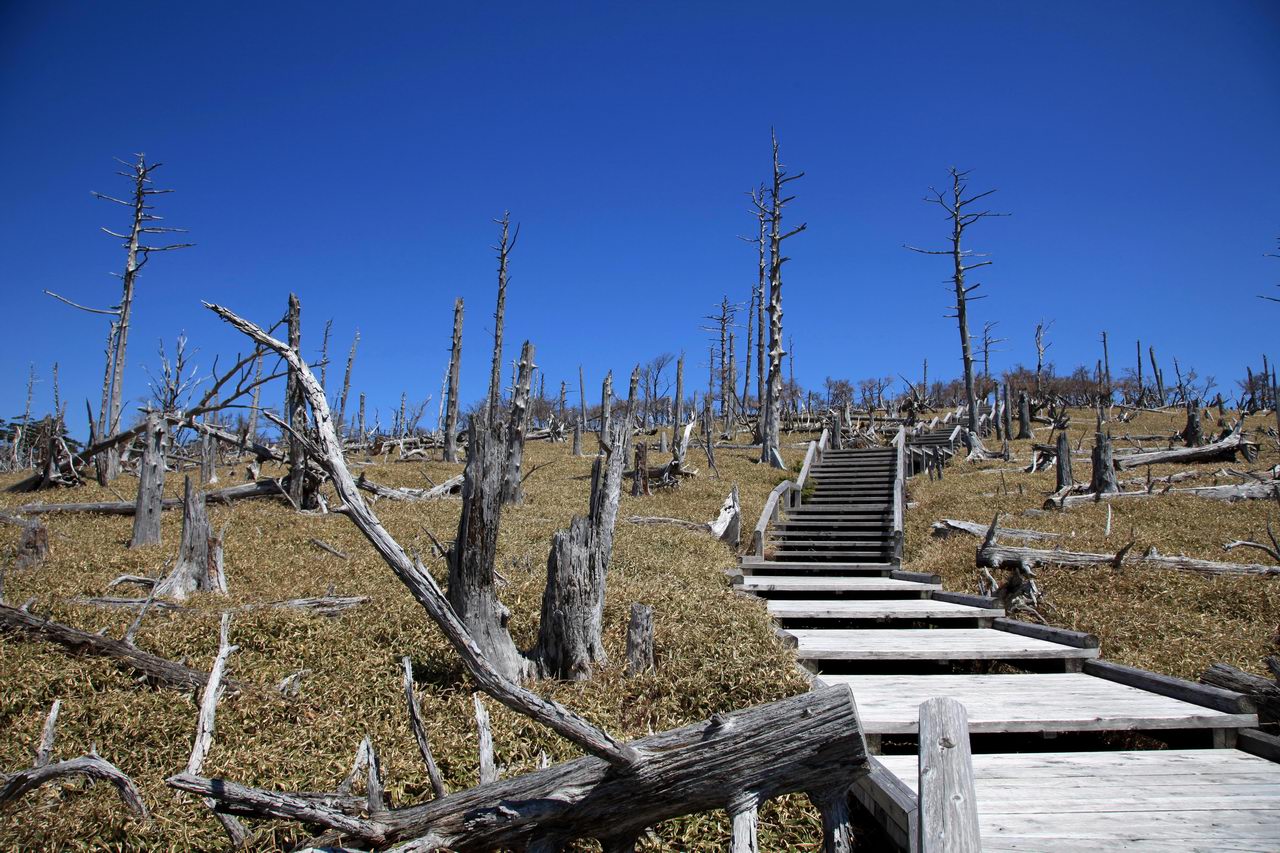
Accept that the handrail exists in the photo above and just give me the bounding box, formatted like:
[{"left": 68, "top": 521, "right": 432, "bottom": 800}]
[
  {"left": 946, "top": 424, "right": 963, "bottom": 446},
  {"left": 917, "top": 697, "right": 981, "bottom": 852},
  {"left": 752, "top": 479, "right": 793, "bottom": 557},
  {"left": 793, "top": 427, "right": 828, "bottom": 507},
  {"left": 891, "top": 425, "right": 906, "bottom": 566}
]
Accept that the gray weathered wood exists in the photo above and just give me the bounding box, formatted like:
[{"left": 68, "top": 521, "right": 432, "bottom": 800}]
[
  {"left": 1055, "top": 430, "right": 1072, "bottom": 492},
  {"left": 285, "top": 293, "right": 308, "bottom": 508},
  {"left": 401, "top": 656, "right": 447, "bottom": 799},
  {"left": 728, "top": 793, "right": 760, "bottom": 853},
  {"left": 130, "top": 411, "right": 166, "bottom": 547},
  {"left": 1085, "top": 659, "right": 1255, "bottom": 714},
  {"left": 625, "top": 602, "right": 654, "bottom": 676},
  {"left": 932, "top": 518, "right": 1059, "bottom": 542},
  {"left": 155, "top": 476, "right": 211, "bottom": 601},
  {"left": 917, "top": 697, "right": 980, "bottom": 853},
  {"left": 1116, "top": 421, "right": 1253, "bottom": 470},
  {"left": 1089, "top": 427, "right": 1119, "bottom": 495},
  {"left": 502, "top": 340, "right": 535, "bottom": 505},
  {"left": 473, "top": 694, "right": 497, "bottom": 785},
  {"left": 1200, "top": 663, "right": 1280, "bottom": 723},
  {"left": 170, "top": 683, "right": 868, "bottom": 849}
]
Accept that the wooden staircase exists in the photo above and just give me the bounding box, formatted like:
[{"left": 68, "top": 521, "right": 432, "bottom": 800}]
[{"left": 734, "top": 428, "right": 1279, "bottom": 851}]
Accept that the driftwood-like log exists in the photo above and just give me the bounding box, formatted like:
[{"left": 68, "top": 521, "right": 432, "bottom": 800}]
[
  {"left": 1046, "top": 479, "right": 1280, "bottom": 509},
  {"left": 1115, "top": 422, "right": 1254, "bottom": 470},
  {"left": 169, "top": 683, "right": 867, "bottom": 850},
  {"left": 1140, "top": 547, "right": 1280, "bottom": 577},
  {"left": 0, "top": 601, "right": 239, "bottom": 691},
  {"left": 130, "top": 411, "right": 167, "bottom": 547},
  {"left": 357, "top": 473, "right": 463, "bottom": 502},
  {"left": 1200, "top": 662, "right": 1280, "bottom": 724},
  {"left": 12, "top": 478, "right": 284, "bottom": 516},
  {"left": 206, "top": 301, "right": 638, "bottom": 767},
  {"left": 707, "top": 485, "right": 741, "bottom": 545},
  {"left": 1, "top": 752, "right": 148, "bottom": 819},
  {"left": 625, "top": 603, "right": 654, "bottom": 676},
  {"left": 931, "top": 518, "right": 1059, "bottom": 542},
  {"left": 401, "top": 656, "right": 447, "bottom": 800}
]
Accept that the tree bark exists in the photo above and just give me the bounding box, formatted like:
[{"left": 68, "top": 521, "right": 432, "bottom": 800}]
[
  {"left": 1055, "top": 430, "right": 1072, "bottom": 492},
  {"left": 1183, "top": 399, "right": 1204, "bottom": 448},
  {"left": 1090, "top": 429, "right": 1119, "bottom": 495},
  {"left": 285, "top": 293, "right": 307, "bottom": 508},
  {"left": 130, "top": 411, "right": 166, "bottom": 548},
  {"left": 1016, "top": 391, "right": 1032, "bottom": 439},
  {"left": 155, "top": 476, "right": 211, "bottom": 601},
  {"left": 625, "top": 603, "right": 655, "bottom": 676},
  {"left": 502, "top": 341, "right": 535, "bottom": 505},
  {"left": 487, "top": 214, "right": 513, "bottom": 425},
  {"left": 444, "top": 298, "right": 463, "bottom": 463}
]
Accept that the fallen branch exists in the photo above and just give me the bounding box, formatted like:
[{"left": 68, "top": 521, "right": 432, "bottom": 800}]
[
  {"left": 356, "top": 473, "right": 463, "bottom": 502},
  {"left": 1046, "top": 480, "right": 1280, "bottom": 509},
  {"left": 11, "top": 478, "right": 285, "bottom": 516},
  {"left": 1114, "top": 423, "right": 1256, "bottom": 470},
  {"left": 1201, "top": 662, "right": 1280, "bottom": 724},
  {"left": 931, "top": 518, "right": 1060, "bottom": 542}
]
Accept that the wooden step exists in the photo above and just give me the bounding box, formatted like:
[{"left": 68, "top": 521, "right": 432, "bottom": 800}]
[
  {"left": 780, "top": 628, "right": 1100, "bottom": 662},
  {"left": 813, "top": 672, "right": 1257, "bottom": 734},
  {"left": 733, "top": 575, "right": 937, "bottom": 594},
  {"left": 769, "top": 598, "right": 1003, "bottom": 622},
  {"left": 862, "top": 750, "right": 1280, "bottom": 852},
  {"left": 739, "top": 559, "right": 896, "bottom": 574}
]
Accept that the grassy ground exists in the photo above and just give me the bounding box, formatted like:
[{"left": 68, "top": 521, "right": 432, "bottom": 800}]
[
  {"left": 0, "top": 433, "right": 820, "bottom": 851},
  {"left": 904, "top": 407, "right": 1280, "bottom": 681}
]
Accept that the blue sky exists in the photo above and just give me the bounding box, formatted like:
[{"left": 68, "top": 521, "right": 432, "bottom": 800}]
[{"left": 2, "top": 2, "right": 1277, "bottom": 428}]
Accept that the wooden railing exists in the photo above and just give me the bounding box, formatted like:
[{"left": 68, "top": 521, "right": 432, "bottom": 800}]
[
  {"left": 792, "top": 429, "right": 828, "bottom": 508},
  {"left": 918, "top": 697, "right": 981, "bottom": 852},
  {"left": 753, "top": 479, "right": 793, "bottom": 557},
  {"left": 891, "top": 425, "right": 906, "bottom": 566}
]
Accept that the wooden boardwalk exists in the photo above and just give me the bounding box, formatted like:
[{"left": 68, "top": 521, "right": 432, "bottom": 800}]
[{"left": 735, "top": 430, "right": 1280, "bottom": 851}]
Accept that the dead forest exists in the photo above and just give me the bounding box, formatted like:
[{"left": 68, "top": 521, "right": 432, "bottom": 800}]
[{"left": 2, "top": 149, "right": 1279, "bottom": 851}]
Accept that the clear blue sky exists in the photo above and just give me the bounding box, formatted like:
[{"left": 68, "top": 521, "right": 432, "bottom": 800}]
[{"left": 2, "top": 2, "right": 1278, "bottom": 428}]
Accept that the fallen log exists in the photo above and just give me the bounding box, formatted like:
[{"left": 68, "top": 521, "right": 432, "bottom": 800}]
[
  {"left": 1201, "top": 662, "right": 1280, "bottom": 724},
  {"left": 623, "top": 488, "right": 741, "bottom": 545},
  {"left": 1114, "top": 423, "right": 1256, "bottom": 470},
  {"left": 931, "top": 518, "right": 1060, "bottom": 542},
  {"left": 168, "top": 683, "right": 867, "bottom": 850},
  {"left": 72, "top": 595, "right": 368, "bottom": 618},
  {"left": 356, "top": 473, "right": 463, "bottom": 501},
  {"left": 976, "top": 536, "right": 1279, "bottom": 577},
  {"left": 1140, "top": 547, "right": 1280, "bottom": 577},
  {"left": 0, "top": 601, "right": 236, "bottom": 692},
  {"left": 10, "top": 478, "right": 285, "bottom": 516},
  {"left": 1045, "top": 479, "right": 1280, "bottom": 509}
]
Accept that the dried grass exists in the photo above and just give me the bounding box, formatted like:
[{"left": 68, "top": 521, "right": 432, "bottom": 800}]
[{"left": 0, "top": 433, "right": 826, "bottom": 850}]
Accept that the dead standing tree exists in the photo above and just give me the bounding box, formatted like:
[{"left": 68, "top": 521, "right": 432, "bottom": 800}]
[
  {"left": 487, "top": 213, "right": 518, "bottom": 426},
  {"left": 502, "top": 341, "right": 535, "bottom": 505},
  {"left": 443, "top": 298, "right": 464, "bottom": 463},
  {"left": 284, "top": 294, "right": 309, "bottom": 507},
  {"left": 760, "top": 132, "right": 805, "bottom": 469},
  {"left": 907, "top": 168, "right": 1007, "bottom": 436}
]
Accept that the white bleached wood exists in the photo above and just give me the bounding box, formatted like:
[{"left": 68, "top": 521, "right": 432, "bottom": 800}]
[
  {"left": 782, "top": 628, "right": 1098, "bottom": 661},
  {"left": 474, "top": 693, "right": 497, "bottom": 785},
  {"left": 735, "top": 575, "right": 938, "bottom": 593},
  {"left": 728, "top": 792, "right": 760, "bottom": 853},
  {"left": 401, "top": 656, "right": 446, "bottom": 799},
  {"left": 917, "top": 697, "right": 980, "bottom": 853},
  {"left": 767, "top": 599, "right": 1002, "bottom": 621},
  {"left": 33, "top": 700, "right": 59, "bottom": 768}
]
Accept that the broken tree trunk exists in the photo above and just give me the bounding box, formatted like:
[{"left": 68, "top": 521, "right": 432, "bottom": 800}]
[
  {"left": 1116, "top": 422, "right": 1254, "bottom": 470},
  {"left": 631, "top": 441, "right": 649, "bottom": 497},
  {"left": 534, "top": 417, "right": 628, "bottom": 680},
  {"left": 154, "top": 476, "right": 214, "bottom": 601},
  {"left": 130, "top": 411, "right": 167, "bottom": 548},
  {"left": 1055, "top": 430, "right": 1072, "bottom": 492},
  {"left": 356, "top": 473, "right": 463, "bottom": 502},
  {"left": 1090, "top": 429, "right": 1120, "bottom": 495},
  {"left": 1183, "top": 399, "right": 1204, "bottom": 448},
  {"left": 443, "top": 297, "right": 463, "bottom": 464},
  {"left": 625, "top": 603, "right": 654, "bottom": 676},
  {"left": 1016, "top": 391, "right": 1032, "bottom": 439},
  {"left": 707, "top": 485, "right": 741, "bottom": 545},
  {"left": 285, "top": 293, "right": 308, "bottom": 508},
  {"left": 502, "top": 341, "right": 535, "bottom": 505},
  {"left": 931, "top": 518, "right": 1059, "bottom": 542},
  {"left": 169, "top": 683, "right": 867, "bottom": 851},
  {"left": 572, "top": 419, "right": 583, "bottom": 456},
  {"left": 1200, "top": 663, "right": 1280, "bottom": 725},
  {"left": 1046, "top": 479, "right": 1280, "bottom": 509}
]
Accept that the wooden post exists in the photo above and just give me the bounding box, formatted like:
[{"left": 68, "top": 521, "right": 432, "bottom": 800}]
[
  {"left": 443, "top": 298, "right": 463, "bottom": 463},
  {"left": 130, "top": 411, "right": 166, "bottom": 547},
  {"left": 812, "top": 787, "right": 854, "bottom": 853},
  {"left": 625, "top": 603, "right": 654, "bottom": 676},
  {"left": 1055, "top": 430, "right": 1073, "bottom": 491},
  {"left": 917, "top": 697, "right": 981, "bottom": 853}
]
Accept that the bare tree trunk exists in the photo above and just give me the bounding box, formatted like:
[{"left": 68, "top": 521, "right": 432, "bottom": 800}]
[
  {"left": 155, "top": 476, "right": 210, "bottom": 600},
  {"left": 760, "top": 133, "right": 804, "bottom": 469},
  {"left": 246, "top": 353, "right": 263, "bottom": 443},
  {"left": 672, "top": 353, "right": 684, "bottom": 450},
  {"left": 1101, "top": 330, "right": 1112, "bottom": 400},
  {"left": 1184, "top": 399, "right": 1204, "bottom": 447},
  {"left": 130, "top": 411, "right": 166, "bottom": 548},
  {"left": 285, "top": 294, "right": 307, "bottom": 508},
  {"left": 1090, "top": 427, "right": 1119, "bottom": 495},
  {"left": 444, "top": 298, "right": 463, "bottom": 463},
  {"left": 571, "top": 420, "right": 582, "bottom": 457},
  {"left": 487, "top": 213, "right": 516, "bottom": 426},
  {"left": 534, "top": 416, "right": 628, "bottom": 680},
  {"left": 502, "top": 341, "right": 535, "bottom": 505},
  {"left": 578, "top": 365, "right": 588, "bottom": 435},
  {"left": 625, "top": 603, "right": 654, "bottom": 676},
  {"left": 337, "top": 330, "right": 359, "bottom": 436},
  {"left": 751, "top": 185, "right": 768, "bottom": 435},
  {"left": 599, "top": 371, "right": 613, "bottom": 447},
  {"left": 1016, "top": 391, "right": 1032, "bottom": 439},
  {"left": 631, "top": 441, "right": 649, "bottom": 497},
  {"left": 1055, "top": 430, "right": 1072, "bottom": 492},
  {"left": 448, "top": 419, "right": 527, "bottom": 682}
]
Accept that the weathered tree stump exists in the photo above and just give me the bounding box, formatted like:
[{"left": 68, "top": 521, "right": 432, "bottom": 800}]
[
  {"left": 1016, "top": 391, "right": 1033, "bottom": 439},
  {"left": 443, "top": 297, "right": 464, "bottom": 464},
  {"left": 631, "top": 442, "right": 649, "bottom": 497},
  {"left": 1090, "top": 429, "right": 1119, "bottom": 495},
  {"left": 155, "top": 476, "right": 213, "bottom": 601},
  {"left": 625, "top": 603, "right": 655, "bottom": 676},
  {"left": 130, "top": 411, "right": 167, "bottom": 548},
  {"left": 1183, "top": 399, "right": 1204, "bottom": 448},
  {"left": 1054, "top": 430, "right": 1072, "bottom": 492},
  {"left": 571, "top": 419, "right": 583, "bottom": 457}
]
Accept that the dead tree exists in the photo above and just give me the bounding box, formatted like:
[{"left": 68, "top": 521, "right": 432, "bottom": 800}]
[
  {"left": 487, "top": 213, "right": 517, "bottom": 425},
  {"left": 130, "top": 411, "right": 167, "bottom": 547},
  {"left": 48, "top": 156, "right": 193, "bottom": 483},
  {"left": 337, "top": 329, "right": 360, "bottom": 436},
  {"left": 578, "top": 365, "right": 588, "bottom": 434},
  {"left": 1016, "top": 390, "right": 1033, "bottom": 439},
  {"left": 625, "top": 603, "right": 655, "bottom": 676},
  {"left": 980, "top": 321, "right": 1005, "bottom": 397},
  {"left": 599, "top": 371, "right": 613, "bottom": 445},
  {"left": 1055, "top": 430, "right": 1073, "bottom": 492},
  {"left": 1183, "top": 399, "right": 1204, "bottom": 448},
  {"left": 747, "top": 183, "right": 769, "bottom": 430},
  {"left": 442, "top": 299, "right": 463, "bottom": 462},
  {"left": 1033, "top": 320, "right": 1052, "bottom": 398},
  {"left": 502, "top": 341, "right": 535, "bottom": 505},
  {"left": 284, "top": 294, "right": 308, "bottom": 507},
  {"left": 907, "top": 168, "right": 1007, "bottom": 434},
  {"left": 154, "top": 476, "right": 213, "bottom": 600},
  {"left": 571, "top": 420, "right": 583, "bottom": 456},
  {"left": 1101, "top": 330, "right": 1113, "bottom": 400},
  {"left": 760, "top": 132, "right": 805, "bottom": 469},
  {"left": 672, "top": 352, "right": 685, "bottom": 448},
  {"left": 632, "top": 441, "right": 650, "bottom": 497},
  {"left": 1090, "top": 424, "right": 1120, "bottom": 495},
  {"left": 534, "top": 416, "right": 629, "bottom": 680}
]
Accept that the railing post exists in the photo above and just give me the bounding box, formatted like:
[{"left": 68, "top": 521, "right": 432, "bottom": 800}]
[{"left": 917, "top": 697, "right": 981, "bottom": 853}]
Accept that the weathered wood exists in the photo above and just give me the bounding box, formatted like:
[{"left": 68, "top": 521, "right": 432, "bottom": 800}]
[
  {"left": 443, "top": 297, "right": 464, "bottom": 463},
  {"left": 917, "top": 697, "right": 980, "bottom": 853},
  {"left": 534, "top": 417, "right": 628, "bottom": 680},
  {"left": 1055, "top": 430, "right": 1072, "bottom": 492},
  {"left": 486, "top": 214, "right": 513, "bottom": 425},
  {"left": 631, "top": 441, "right": 649, "bottom": 497},
  {"left": 1, "top": 752, "right": 148, "bottom": 818},
  {"left": 154, "top": 476, "right": 212, "bottom": 601},
  {"left": 1016, "top": 391, "right": 1032, "bottom": 439},
  {"left": 356, "top": 473, "right": 463, "bottom": 502},
  {"left": 502, "top": 340, "right": 535, "bottom": 505},
  {"left": 1085, "top": 659, "right": 1255, "bottom": 714},
  {"left": 1046, "top": 478, "right": 1280, "bottom": 508},
  {"left": 473, "top": 693, "right": 497, "bottom": 785},
  {"left": 169, "top": 683, "right": 868, "bottom": 849},
  {"left": 571, "top": 419, "right": 582, "bottom": 457},
  {"left": 931, "top": 518, "right": 1060, "bottom": 542},
  {"left": 1200, "top": 663, "right": 1280, "bottom": 724},
  {"left": 707, "top": 485, "right": 741, "bottom": 545},
  {"left": 1089, "top": 428, "right": 1119, "bottom": 495},
  {"left": 400, "top": 657, "right": 447, "bottom": 799},
  {"left": 130, "top": 411, "right": 166, "bottom": 547},
  {"left": 625, "top": 603, "right": 654, "bottom": 676},
  {"left": 1141, "top": 546, "right": 1280, "bottom": 577},
  {"left": 285, "top": 293, "right": 308, "bottom": 508},
  {"left": 993, "top": 617, "right": 1098, "bottom": 649},
  {"left": 1183, "top": 399, "right": 1204, "bottom": 447},
  {"left": 206, "top": 301, "right": 637, "bottom": 767},
  {"left": 1116, "top": 422, "right": 1253, "bottom": 470},
  {"left": 728, "top": 793, "right": 760, "bottom": 853},
  {"left": 0, "top": 601, "right": 231, "bottom": 692}
]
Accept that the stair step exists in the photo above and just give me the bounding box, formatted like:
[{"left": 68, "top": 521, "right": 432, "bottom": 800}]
[{"left": 780, "top": 628, "right": 1100, "bottom": 662}]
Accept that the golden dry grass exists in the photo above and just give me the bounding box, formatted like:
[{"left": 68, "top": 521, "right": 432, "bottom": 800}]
[
  {"left": 904, "top": 408, "right": 1280, "bottom": 680},
  {"left": 0, "top": 433, "right": 827, "bottom": 850}
]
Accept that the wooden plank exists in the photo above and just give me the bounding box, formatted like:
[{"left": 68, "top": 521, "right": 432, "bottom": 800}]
[
  {"left": 1085, "top": 659, "right": 1255, "bottom": 714},
  {"left": 768, "top": 599, "right": 1003, "bottom": 620},
  {"left": 782, "top": 628, "right": 1098, "bottom": 661},
  {"left": 917, "top": 697, "right": 980, "bottom": 853},
  {"left": 810, "top": 673, "right": 1257, "bottom": 734},
  {"left": 735, "top": 576, "right": 939, "bottom": 593},
  {"left": 993, "top": 618, "right": 1099, "bottom": 649}
]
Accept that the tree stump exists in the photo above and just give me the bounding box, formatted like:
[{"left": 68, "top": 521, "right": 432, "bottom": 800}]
[
  {"left": 1183, "top": 399, "right": 1204, "bottom": 448},
  {"left": 571, "top": 419, "right": 583, "bottom": 457},
  {"left": 1090, "top": 430, "right": 1119, "bottom": 495},
  {"left": 625, "top": 603, "right": 655, "bottom": 676},
  {"left": 130, "top": 411, "right": 167, "bottom": 548},
  {"left": 1016, "top": 391, "right": 1033, "bottom": 439},
  {"left": 1054, "top": 430, "right": 1072, "bottom": 492},
  {"left": 631, "top": 443, "right": 649, "bottom": 497},
  {"left": 156, "top": 476, "right": 212, "bottom": 601}
]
